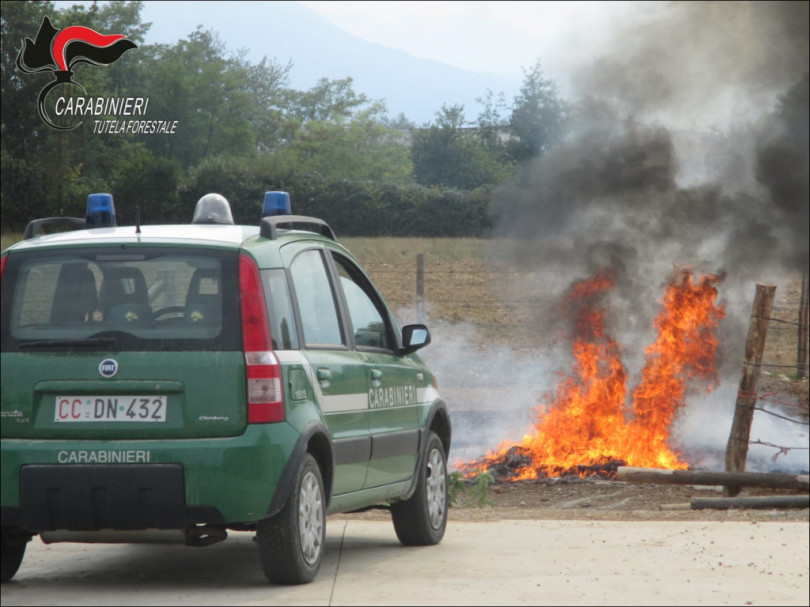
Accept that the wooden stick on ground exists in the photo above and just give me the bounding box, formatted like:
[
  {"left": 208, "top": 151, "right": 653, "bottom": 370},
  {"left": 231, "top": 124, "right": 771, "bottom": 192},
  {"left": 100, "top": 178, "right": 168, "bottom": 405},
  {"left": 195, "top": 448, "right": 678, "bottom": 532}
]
[
  {"left": 616, "top": 467, "right": 809, "bottom": 491},
  {"left": 691, "top": 495, "right": 810, "bottom": 510}
]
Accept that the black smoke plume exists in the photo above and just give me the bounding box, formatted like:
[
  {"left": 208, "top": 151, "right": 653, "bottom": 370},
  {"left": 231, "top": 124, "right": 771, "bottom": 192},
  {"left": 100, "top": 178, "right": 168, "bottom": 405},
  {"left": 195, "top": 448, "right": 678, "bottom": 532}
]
[{"left": 487, "top": 1, "right": 808, "bottom": 362}]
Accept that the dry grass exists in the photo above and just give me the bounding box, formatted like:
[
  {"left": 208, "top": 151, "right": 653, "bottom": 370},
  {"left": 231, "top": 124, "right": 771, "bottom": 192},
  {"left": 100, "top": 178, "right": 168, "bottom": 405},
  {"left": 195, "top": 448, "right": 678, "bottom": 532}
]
[
  {"left": 1, "top": 233, "right": 22, "bottom": 252},
  {"left": 340, "top": 237, "right": 489, "bottom": 263},
  {"left": 343, "top": 237, "right": 520, "bottom": 331}
]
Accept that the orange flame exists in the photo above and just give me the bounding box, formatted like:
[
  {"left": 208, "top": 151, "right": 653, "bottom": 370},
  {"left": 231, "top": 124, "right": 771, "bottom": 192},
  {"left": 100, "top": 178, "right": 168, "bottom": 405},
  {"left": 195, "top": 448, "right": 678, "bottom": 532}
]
[{"left": 458, "top": 267, "right": 725, "bottom": 480}]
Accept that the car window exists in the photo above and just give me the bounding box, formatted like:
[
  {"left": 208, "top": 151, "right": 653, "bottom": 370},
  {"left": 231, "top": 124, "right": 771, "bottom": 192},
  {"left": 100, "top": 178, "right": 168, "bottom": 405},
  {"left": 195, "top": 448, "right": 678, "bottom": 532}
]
[
  {"left": 262, "top": 269, "right": 299, "bottom": 350},
  {"left": 332, "top": 254, "right": 392, "bottom": 351},
  {"left": 1, "top": 248, "right": 240, "bottom": 352},
  {"left": 289, "top": 249, "right": 344, "bottom": 347}
]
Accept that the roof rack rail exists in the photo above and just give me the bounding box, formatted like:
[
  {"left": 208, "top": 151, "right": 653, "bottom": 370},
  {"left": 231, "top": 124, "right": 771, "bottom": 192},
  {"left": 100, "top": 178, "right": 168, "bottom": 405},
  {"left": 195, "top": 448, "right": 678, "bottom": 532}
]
[
  {"left": 260, "top": 215, "right": 337, "bottom": 241},
  {"left": 23, "top": 217, "right": 86, "bottom": 240}
]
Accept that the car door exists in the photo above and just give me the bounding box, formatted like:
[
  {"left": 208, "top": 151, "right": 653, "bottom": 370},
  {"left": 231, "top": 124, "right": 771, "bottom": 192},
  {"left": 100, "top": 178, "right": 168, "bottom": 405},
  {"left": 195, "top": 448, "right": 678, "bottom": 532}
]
[
  {"left": 329, "top": 252, "right": 420, "bottom": 489},
  {"left": 285, "top": 246, "right": 370, "bottom": 495}
]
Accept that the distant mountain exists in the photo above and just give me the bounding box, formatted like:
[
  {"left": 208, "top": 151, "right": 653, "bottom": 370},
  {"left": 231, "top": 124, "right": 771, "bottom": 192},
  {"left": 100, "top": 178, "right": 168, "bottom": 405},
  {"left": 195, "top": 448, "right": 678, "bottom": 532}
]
[{"left": 140, "top": 1, "right": 521, "bottom": 124}]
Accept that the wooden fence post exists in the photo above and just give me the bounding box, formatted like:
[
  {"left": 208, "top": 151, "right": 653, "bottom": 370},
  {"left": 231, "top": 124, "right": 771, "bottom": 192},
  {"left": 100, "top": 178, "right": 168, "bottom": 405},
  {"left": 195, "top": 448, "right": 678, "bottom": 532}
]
[
  {"left": 724, "top": 283, "right": 776, "bottom": 497},
  {"left": 416, "top": 253, "right": 425, "bottom": 323}
]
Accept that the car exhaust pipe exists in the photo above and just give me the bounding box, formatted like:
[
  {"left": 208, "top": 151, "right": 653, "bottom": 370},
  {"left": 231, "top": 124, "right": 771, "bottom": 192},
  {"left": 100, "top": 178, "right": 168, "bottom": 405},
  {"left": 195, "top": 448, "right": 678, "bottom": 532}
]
[{"left": 184, "top": 524, "right": 227, "bottom": 547}]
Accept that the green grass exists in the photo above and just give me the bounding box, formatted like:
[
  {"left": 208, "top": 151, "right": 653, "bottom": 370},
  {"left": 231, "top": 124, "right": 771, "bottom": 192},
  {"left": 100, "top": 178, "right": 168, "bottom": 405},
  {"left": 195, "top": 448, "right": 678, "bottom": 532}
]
[
  {"left": 447, "top": 471, "right": 464, "bottom": 506},
  {"left": 446, "top": 469, "right": 495, "bottom": 508}
]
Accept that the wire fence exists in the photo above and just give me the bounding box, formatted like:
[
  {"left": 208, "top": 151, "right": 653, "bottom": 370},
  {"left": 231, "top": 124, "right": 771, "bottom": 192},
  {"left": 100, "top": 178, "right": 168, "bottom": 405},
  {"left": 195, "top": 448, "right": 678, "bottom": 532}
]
[{"left": 736, "top": 283, "right": 810, "bottom": 460}]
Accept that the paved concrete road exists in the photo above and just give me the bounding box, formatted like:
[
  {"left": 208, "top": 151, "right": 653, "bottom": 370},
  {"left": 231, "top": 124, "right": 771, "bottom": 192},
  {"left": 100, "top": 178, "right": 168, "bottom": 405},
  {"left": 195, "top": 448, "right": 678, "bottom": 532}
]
[{"left": 2, "top": 519, "right": 808, "bottom": 606}]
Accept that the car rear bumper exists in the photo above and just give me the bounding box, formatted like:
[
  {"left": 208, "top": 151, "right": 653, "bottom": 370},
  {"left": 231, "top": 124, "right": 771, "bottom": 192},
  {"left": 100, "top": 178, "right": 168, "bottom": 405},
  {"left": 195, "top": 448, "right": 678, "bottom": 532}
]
[{"left": 0, "top": 423, "right": 300, "bottom": 529}]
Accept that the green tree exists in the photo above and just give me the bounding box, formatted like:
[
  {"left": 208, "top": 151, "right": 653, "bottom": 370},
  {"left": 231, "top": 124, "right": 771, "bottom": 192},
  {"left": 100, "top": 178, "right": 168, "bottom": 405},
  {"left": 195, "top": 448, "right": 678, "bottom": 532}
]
[
  {"left": 285, "top": 76, "right": 371, "bottom": 123},
  {"left": 281, "top": 102, "right": 413, "bottom": 183},
  {"left": 507, "top": 60, "right": 569, "bottom": 163},
  {"left": 476, "top": 88, "right": 508, "bottom": 154},
  {"left": 1, "top": 1, "right": 56, "bottom": 158},
  {"left": 245, "top": 57, "right": 293, "bottom": 152},
  {"left": 382, "top": 112, "right": 415, "bottom": 131},
  {"left": 1, "top": 1, "right": 57, "bottom": 226},
  {"left": 411, "top": 104, "right": 513, "bottom": 189},
  {"left": 138, "top": 28, "right": 267, "bottom": 167},
  {"left": 109, "top": 145, "right": 182, "bottom": 224},
  {"left": 272, "top": 76, "right": 381, "bottom": 160}
]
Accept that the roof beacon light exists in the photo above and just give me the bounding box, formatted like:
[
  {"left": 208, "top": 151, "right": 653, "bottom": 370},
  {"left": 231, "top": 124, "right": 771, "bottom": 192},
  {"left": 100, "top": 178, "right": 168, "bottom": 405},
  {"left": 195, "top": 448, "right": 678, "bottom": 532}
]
[
  {"left": 262, "top": 191, "right": 291, "bottom": 217},
  {"left": 192, "top": 193, "right": 235, "bottom": 225},
  {"left": 85, "top": 193, "right": 116, "bottom": 227}
]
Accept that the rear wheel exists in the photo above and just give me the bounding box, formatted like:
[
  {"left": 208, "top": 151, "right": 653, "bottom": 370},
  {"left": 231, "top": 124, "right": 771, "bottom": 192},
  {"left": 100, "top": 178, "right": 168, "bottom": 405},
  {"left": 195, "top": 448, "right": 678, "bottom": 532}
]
[
  {"left": 391, "top": 431, "right": 448, "bottom": 545},
  {"left": 256, "top": 454, "right": 325, "bottom": 584},
  {"left": 1, "top": 530, "right": 28, "bottom": 583}
]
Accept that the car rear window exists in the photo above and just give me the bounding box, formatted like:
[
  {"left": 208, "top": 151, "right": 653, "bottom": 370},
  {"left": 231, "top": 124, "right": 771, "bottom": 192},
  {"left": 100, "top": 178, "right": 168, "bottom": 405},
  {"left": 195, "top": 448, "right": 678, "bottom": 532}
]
[{"left": 1, "top": 247, "right": 241, "bottom": 352}]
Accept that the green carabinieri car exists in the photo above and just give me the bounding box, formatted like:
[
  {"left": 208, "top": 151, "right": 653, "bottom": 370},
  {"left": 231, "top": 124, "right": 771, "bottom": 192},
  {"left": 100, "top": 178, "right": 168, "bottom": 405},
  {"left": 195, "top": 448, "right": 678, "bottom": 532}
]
[{"left": 1, "top": 191, "right": 451, "bottom": 585}]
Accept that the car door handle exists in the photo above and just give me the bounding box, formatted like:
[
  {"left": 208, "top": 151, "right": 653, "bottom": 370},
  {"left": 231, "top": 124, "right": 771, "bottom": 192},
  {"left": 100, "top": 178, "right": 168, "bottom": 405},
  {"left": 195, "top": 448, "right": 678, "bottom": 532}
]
[{"left": 316, "top": 367, "right": 332, "bottom": 387}]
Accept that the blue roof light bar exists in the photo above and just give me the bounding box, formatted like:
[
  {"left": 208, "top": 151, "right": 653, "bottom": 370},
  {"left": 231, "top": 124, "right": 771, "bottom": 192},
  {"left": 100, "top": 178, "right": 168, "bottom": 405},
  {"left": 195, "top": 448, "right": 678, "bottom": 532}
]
[
  {"left": 85, "top": 193, "right": 116, "bottom": 227},
  {"left": 262, "top": 191, "right": 291, "bottom": 217}
]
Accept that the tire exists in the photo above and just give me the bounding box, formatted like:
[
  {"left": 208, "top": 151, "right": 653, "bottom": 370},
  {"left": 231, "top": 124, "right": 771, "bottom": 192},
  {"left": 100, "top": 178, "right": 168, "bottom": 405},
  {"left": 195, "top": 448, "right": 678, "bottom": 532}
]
[
  {"left": 256, "top": 454, "right": 325, "bottom": 584},
  {"left": 391, "top": 431, "right": 448, "bottom": 546},
  {"left": 1, "top": 533, "right": 27, "bottom": 583}
]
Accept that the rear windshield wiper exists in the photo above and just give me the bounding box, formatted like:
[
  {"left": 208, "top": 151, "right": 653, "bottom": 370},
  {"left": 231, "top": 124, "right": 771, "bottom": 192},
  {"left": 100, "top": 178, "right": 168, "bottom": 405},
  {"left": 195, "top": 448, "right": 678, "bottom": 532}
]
[{"left": 19, "top": 337, "right": 117, "bottom": 348}]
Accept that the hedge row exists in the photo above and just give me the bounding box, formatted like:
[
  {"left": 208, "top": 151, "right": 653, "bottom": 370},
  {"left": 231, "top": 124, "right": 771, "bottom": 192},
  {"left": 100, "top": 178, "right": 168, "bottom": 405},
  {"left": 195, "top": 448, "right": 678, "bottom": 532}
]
[{"left": 3, "top": 154, "right": 494, "bottom": 238}]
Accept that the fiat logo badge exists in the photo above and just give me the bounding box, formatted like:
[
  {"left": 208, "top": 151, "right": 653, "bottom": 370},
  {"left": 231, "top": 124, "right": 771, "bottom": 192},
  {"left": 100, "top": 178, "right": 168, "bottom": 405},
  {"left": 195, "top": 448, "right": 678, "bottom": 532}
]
[{"left": 99, "top": 358, "right": 119, "bottom": 378}]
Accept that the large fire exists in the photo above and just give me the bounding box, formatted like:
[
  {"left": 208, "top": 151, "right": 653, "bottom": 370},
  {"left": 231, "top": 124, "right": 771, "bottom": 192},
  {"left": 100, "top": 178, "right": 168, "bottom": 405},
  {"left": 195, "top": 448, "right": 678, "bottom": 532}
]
[{"left": 458, "top": 267, "right": 726, "bottom": 480}]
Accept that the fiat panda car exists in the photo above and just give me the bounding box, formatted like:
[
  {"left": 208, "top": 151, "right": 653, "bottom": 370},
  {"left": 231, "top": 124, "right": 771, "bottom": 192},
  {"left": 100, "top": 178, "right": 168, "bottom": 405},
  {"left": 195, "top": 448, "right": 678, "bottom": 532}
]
[{"left": 0, "top": 192, "right": 451, "bottom": 585}]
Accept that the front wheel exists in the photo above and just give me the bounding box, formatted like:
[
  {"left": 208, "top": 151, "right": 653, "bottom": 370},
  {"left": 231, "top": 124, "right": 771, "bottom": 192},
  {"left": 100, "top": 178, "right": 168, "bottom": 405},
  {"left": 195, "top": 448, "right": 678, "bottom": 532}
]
[
  {"left": 256, "top": 454, "right": 325, "bottom": 584},
  {"left": 391, "top": 431, "right": 448, "bottom": 545}
]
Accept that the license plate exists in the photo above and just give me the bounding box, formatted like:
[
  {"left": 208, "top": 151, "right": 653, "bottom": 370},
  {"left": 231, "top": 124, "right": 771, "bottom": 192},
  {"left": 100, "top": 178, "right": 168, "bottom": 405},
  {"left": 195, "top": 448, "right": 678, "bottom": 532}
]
[{"left": 55, "top": 396, "right": 167, "bottom": 422}]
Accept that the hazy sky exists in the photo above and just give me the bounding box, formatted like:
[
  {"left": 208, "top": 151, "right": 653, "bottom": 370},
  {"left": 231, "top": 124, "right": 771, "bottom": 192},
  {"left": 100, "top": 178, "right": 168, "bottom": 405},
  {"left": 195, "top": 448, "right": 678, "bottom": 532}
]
[
  {"left": 48, "top": 1, "right": 651, "bottom": 85},
  {"left": 297, "top": 1, "right": 641, "bottom": 77}
]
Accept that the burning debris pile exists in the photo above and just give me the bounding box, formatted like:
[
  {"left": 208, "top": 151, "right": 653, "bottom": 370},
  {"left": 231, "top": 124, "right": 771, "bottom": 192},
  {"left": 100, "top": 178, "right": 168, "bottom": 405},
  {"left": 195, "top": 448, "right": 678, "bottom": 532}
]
[{"left": 458, "top": 267, "right": 725, "bottom": 481}]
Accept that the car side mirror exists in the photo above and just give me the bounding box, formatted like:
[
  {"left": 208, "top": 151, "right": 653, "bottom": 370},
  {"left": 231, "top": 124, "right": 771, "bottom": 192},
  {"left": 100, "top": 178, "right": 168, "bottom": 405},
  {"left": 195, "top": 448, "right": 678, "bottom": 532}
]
[{"left": 400, "top": 324, "right": 431, "bottom": 355}]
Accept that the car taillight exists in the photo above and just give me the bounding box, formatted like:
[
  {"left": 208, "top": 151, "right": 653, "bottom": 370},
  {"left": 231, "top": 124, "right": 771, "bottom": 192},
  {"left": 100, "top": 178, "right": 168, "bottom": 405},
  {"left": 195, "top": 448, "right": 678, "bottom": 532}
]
[
  {"left": 239, "top": 253, "right": 284, "bottom": 423},
  {"left": 1, "top": 256, "right": 6, "bottom": 282}
]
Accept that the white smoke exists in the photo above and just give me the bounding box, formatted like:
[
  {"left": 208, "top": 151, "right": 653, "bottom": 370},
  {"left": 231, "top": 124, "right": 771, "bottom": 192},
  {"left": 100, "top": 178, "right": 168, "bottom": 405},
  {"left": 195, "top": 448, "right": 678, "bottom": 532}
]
[{"left": 672, "top": 383, "right": 809, "bottom": 473}]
